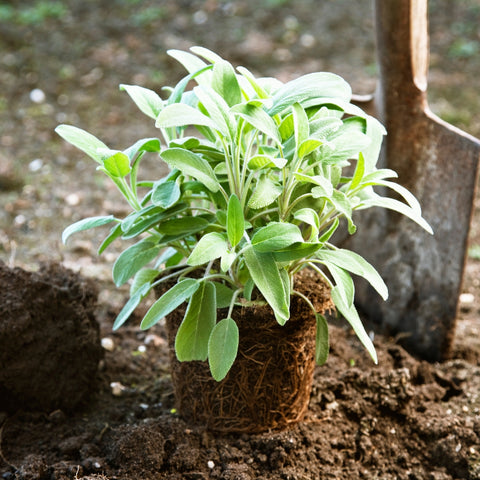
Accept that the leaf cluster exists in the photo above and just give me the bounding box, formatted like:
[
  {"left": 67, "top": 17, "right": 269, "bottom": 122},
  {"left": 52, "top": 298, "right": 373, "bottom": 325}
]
[{"left": 56, "top": 47, "right": 432, "bottom": 381}]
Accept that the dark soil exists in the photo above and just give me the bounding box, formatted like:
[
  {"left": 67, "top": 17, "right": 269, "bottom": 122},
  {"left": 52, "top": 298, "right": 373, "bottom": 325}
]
[
  {"left": 1, "top": 0, "right": 480, "bottom": 479},
  {"left": 0, "top": 261, "right": 102, "bottom": 413}
]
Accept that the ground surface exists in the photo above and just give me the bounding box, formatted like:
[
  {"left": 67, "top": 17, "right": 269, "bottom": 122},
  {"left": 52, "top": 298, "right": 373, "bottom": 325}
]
[{"left": 1, "top": 0, "right": 480, "bottom": 478}]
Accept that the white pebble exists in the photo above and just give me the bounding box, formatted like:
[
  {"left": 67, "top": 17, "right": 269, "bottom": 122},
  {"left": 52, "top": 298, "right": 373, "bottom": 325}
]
[
  {"left": 110, "top": 381, "right": 126, "bottom": 396},
  {"left": 145, "top": 333, "right": 165, "bottom": 347},
  {"left": 30, "top": 88, "right": 46, "bottom": 103},
  {"left": 460, "top": 293, "right": 474, "bottom": 304},
  {"left": 101, "top": 337, "right": 115, "bottom": 351},
  {"left": 193, "top": 10, "right": 207, "bottom": 24},
  {"left": 65, "top": 192, "right": 81, "bottom": 206},
  {"left": 29, "top": 158, "right": 43, "bottom": 172},
  {"left": 207, "top": 460, "right": 215, "bottom": 469},
  {"left": 137, "top": 345, "right": 147, "bottom": 353},
  {"left": 300, "top": 33, "right": 316, "bottom": 48}
]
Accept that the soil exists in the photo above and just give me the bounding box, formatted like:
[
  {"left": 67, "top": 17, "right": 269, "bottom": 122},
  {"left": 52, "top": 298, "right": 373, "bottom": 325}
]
[{"left": 1, "top": 0, "right": 480, "bottom": 479}]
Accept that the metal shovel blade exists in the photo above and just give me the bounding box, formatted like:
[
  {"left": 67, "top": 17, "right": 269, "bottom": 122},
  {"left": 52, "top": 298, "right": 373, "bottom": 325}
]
[{"left": 349, "top": 0, "right": 480, "bottom": 360}]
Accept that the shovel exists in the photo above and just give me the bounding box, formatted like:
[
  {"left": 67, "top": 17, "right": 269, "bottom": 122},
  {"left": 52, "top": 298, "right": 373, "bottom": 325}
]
[{"left": 348, "top": 0, "right": 480, "bottom": 361}]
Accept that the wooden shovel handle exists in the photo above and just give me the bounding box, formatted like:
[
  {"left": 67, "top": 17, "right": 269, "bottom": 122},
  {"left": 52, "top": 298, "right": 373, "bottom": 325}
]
[{"left": 375, "top": 0, "right": 429, "bottom": 101}]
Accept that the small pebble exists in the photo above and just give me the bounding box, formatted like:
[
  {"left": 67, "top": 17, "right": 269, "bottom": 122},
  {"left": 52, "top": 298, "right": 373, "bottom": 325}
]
[
  {"left": 110, "top": 382, "right": 126, "bottom": 396},
  {"left": 460, "top": 293, "right": 474, "bottom": 304},
  {"left": 137, "top": 345, "right": 147, "bottom": 353},
  {"left": 65, "top": 193, "right": 81, "bottom": 206},
  {"left": 30, "top": 88, "right": 46, "bottom": 103},
  {"left": 101, "top": 337, "right": 115, "bottom": 351},
  {"left": 28, "top": 159, "right": 43, "bottom": 172},
  {"left": 145, "top": 333, "right": 165, "bottom": 347},
  {"left": 207, "top": 460, "right": 215, "bottom": 469}
]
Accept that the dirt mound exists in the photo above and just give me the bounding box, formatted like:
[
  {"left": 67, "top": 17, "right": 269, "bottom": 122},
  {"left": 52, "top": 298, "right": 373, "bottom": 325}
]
[{"left": 0, "top": 262, "right": 102, "bottom": 413}]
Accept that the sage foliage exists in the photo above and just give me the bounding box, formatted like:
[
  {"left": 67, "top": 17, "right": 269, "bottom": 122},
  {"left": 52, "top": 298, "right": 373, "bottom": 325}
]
[{"left": 56, "top": 47, "right": 432, "bottom": 381}]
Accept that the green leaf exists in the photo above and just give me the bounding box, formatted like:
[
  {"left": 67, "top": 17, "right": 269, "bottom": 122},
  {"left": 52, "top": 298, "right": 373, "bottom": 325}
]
[
  {"left": 152, "top": 181, "right": 181, "bottom": 209},
  {"left": 292, "top": 102, "right": 309, "bottom": 157},
  {"left": 130, "top": 268, "right": 159, "bottom": 296},
  {"left": 187, "top": 232, "right": 229, "bottom": 266},
  {"left": 268, "top": 72, "right": 352, "bottom": 116},
  {"left": 113, "top": 283, "right": 151, "bottom": 331},
  {"left": 231, "top": 103, "right": 282, "bottom": 144},
  {"left": 349, "top": 151, "right": 366, "bottom": 191},
  {"left": 193, "top": 85, "right": 236, "bottom": 138},
  {"left": 98, "top": 223, "right": 123, "bottom": 254},
  {"left": 359, "top": 196, "right": 433, "bottom": 234},
  {"left": 293, "top": 208, "right": 319, "bottom": 240},
  {"left": 155, "top": 103, "right": 218, "bottom": 131},
  {"left": 157, "top": 216, "right": 210, "bottom": 237},
  {"left": 113, "top": 240, "right": 161, "bottom": 287},
  {"left": 141, "top": 278, "right": 200, "bottom": 330},
  {"left": 167, "top": 49, "right": 212, "bottom": 86},
  {"left": 102, "top": 152, "right": 131, "bottom": 178},
  {"left": 161, "top": 148, "right": 220, "bottom": 193},
  {"left": 247, "top": 175, "right": 282, "bottom": 209},
  {"left": 120, "top": 84, "right": 164, "bottom": 120},
  {"left": 244, "top": 247, "right": 290, "bottom": 325},
  {"left": 175, "top": 282, "right": 216, "bottom": 361},
  {"left": 331, "top": 286, "right": 377, "bottom": 364},
  {"left": 294, "top": 173, "right": 334, "bottom": 198},
  {"left": 220, "top": 250, "right": 236, "bottom": 272},
  {"left": 124, "top": 138, "right": 161, "bottom": 161},
  {"left": 62, "top": 215, "right": 116, "bottom": 244},
  {"left": 247, "top": 155, "right": 286, "bottom": 170},
  {"left": 227, "top": 194, "right": 244, "bottom": 247},
  {"left": 315, "top": 248, "right": 388, "bottom": 301},
  {"left": 251, "top": 222, "right": 304, "bottom": 252},
  {"left": 236, "top": 66, "right": 270, "bottom": 100},
  {"left": 315, "top": 314, "right": 329, "bottom": 365},
  {"left": 208, "top": 317, "right": 239, "bottom": 381},
  {"left": 298, "top": 138, "right": 323, "bottom": 158},
  {"left": 323, "top": 262, "right": 355, "bottom": 308},
  {"left": 55, "top": 125, "right": 108, "bottom": 164},
  {"left": 273, "top": 242, "right": 322, "bottom": 263},
  {"left": 212, "top": 282, "right": 236, "bottom": 308},
  {"left": 212, "top": 60, "right": 242, "bottom": 107}
]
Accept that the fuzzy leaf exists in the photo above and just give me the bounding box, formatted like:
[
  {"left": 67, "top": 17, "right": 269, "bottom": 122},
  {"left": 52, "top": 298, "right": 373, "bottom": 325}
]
[
  {"left": 157, "top": 216, "right": 210, "bottom": 237},
  {"left": 113, "top": 240, "right": 161, "bottom": 286},
  {"left": 231, "top": 103, "right": 282, "bottom": 144},
  {"left": 208, "top": 317, "right": 239, "bottom": 381},
  {"left": 227, "top": 194, "right": 244, "bottom": 247},
  {"left": 212, "top": 60, "right": 242, "bottom": 107},
  {"left": 247, "top": 175, "right": 282, "bottom": 209},
  {"left": 155, "top": 103, "right": 219, "bottom": 131},
  {"left": 140, "top": 279, "right": 200, "bottom": 330},
  {"left": 113, "top": 283, "right": 151, "bottom": 331},
  {"left": 175, "top": 282, "right": 216, "bottom": 361},
  {"left": 316, "top": 248, "right": 388, "bottom": 300},
  {"left": 102, "top": 152, "right": 131, "bottom": 178},
  {"left": 251, "top": 222, "right": 304, "bottom": 252},
  {"left": 187, "top": 232, "right": 229, "bottom": 266},
  {"left": 331, "top": 286, "right": 377, "bottom": 364},
  {"left": 161, "top": 148, "right": 220, "bottom": 193},
  {"left": 194, "top": 85, "right": 237, "bottom": 138},
  {"left": 315, "top": 314, "right": 329, "bottom": 365},
  {"left": 244, "top": 247, "right": 289, "bottom": 325},
  {"left": 120, "top": 84, "right": 164, "bottom": 120},
  {"left": 62, "top": 215, "right": 116, "bottom": 244},
  {"left": 152, "top": 181, "right": 181, "bottom": 209},
  {"left": 268, "top": 72, "right": 352, "bottom": 116},
  {"left": 55, "top": 125, "right": 108, "bottom": 164}
]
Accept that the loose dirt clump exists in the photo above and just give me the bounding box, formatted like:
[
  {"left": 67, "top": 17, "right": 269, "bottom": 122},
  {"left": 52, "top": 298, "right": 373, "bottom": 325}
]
[{"left": 0, "top": 262, "right": 102, "bottom": 413}]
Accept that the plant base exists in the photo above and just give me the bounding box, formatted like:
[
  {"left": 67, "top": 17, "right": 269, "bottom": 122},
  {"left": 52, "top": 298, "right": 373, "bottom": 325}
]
[{"left": 165, "top": 270, "right": 333, "bottom": 433}]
